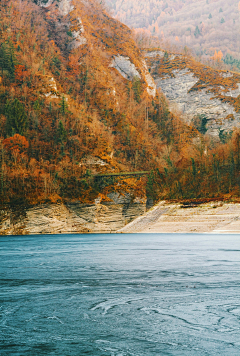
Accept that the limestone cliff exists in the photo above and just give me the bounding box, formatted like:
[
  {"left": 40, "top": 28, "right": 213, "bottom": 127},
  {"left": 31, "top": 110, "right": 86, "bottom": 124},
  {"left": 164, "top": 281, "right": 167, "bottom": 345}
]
[
  {"left": 145, "top": 50, "right": 240, "bottom": 136},
  {"left": 0, "top": 194, "right": 146, "bottom": 235}
]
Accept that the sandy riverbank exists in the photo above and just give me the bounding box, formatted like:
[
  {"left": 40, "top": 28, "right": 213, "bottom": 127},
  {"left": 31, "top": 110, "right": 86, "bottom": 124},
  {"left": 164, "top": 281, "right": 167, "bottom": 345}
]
[{"left": 118, "top": 201, "right": 240, "bottom": 234}]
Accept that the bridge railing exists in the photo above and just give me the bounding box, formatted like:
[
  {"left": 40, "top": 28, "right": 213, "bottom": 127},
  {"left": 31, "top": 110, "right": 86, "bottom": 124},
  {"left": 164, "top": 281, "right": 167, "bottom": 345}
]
[{"left": 93, "top": 171, "right": 151, "bottom": 179}]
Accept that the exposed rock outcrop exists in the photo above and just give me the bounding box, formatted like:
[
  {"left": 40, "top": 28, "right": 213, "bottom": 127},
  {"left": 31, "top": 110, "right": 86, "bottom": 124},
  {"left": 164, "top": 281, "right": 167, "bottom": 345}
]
[
  {"left": 0, "top": 194, "right": 146, "bottom": 235},
  {"left": 110, "top": 55, "right": 156, "bottom": 96},
  {"left": 111, "top": 55, "right": 141, "bottom": 80},
  {"left": 145, "top": 50, "right": 240, "bottom": 136},
  {"left": 142, "top": 59, "right": 157, "bottom": 97},
  {"left": 40, "top": 0, "right": 87, "bottom": 49},
  {"left": 37, "top": 75, "right": 60, "bottom": 99}
]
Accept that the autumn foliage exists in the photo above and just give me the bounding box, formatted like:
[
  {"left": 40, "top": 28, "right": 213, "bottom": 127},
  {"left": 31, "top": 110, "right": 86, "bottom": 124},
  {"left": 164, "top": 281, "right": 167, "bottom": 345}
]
[
  {"left": 3, "top": 134, "right": 29, "bottom": 153},
  {"left": 0, "top": 0, "right": 240, "bottom": 206},
  {"left": 14, "top": 65, "right": 29, "bottom": 83},
  {"left": 106, "top": 0, "right": 240, "bottom": 62}
]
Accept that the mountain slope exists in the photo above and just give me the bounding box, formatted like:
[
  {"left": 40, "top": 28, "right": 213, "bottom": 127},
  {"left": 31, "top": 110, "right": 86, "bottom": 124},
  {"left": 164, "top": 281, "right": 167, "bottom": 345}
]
[
  {"left": 2, "top": 0, "right": 240, "bottom": 211},
  {"left": 145, "top": 49, "right": 240, "bottom": 136},
  {"left": 0, "top": 0, "right": 192, "bottom": 205},
  {"left": 106, "top": 0, "right": 240, "bottom": 60}
]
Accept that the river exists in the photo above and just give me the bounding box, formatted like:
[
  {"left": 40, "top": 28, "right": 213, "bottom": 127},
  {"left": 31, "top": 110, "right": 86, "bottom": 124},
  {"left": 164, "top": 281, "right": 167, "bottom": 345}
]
[{"left": 0, "top": 233, "right": 240, "bottom": 355}]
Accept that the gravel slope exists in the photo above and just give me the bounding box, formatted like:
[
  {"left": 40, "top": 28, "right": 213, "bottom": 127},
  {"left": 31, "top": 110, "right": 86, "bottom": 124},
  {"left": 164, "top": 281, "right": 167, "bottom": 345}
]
[{"left": 118, "top": 201, "right": 240, "bottom": 233}]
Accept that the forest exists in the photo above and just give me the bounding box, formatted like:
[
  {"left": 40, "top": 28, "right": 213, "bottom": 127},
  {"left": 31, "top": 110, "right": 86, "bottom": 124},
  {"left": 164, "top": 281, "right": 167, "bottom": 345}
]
[
  {"left": 1, "top": 0, "right": 240, "bottom": 208},
  {"left": 106, "top": 0, "right": 240, "bottom": 68}
]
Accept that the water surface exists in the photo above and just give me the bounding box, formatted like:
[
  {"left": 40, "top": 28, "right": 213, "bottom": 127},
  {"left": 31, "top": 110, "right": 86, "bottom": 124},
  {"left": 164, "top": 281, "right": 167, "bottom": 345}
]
[{"left": 0, "top": 233, "right": 240, "bottom": 355}]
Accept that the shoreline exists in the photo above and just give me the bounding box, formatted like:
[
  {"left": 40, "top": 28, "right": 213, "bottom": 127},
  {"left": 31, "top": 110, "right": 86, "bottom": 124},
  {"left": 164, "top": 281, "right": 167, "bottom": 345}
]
[
  {"left": 2, "top": 199, "right": 240, "bottom": 235},
  {"left": 118, "top": 201, "right": 240, "bottom": 234}
]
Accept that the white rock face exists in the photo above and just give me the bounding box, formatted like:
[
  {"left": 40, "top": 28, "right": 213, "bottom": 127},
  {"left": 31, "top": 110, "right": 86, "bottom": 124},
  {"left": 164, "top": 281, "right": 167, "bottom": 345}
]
[
  {"left": 36, "top": 75, "right": 60, "bottom": 99},
  {"left": 58, "top": 0, "right": 74, "bottom": 16},
  {"left": 43, "top": 76, "right": 60, "bottom": 98},
  {"left": 110, "top": 56, "right": 156, "bottom": 97},
  {"left": 145, "top": 50, "right": 164, "bottom": 59},
  {"left": 222, "top": 83, "right": 240, "bottom": 98},
  {"left": 111, "top": 55, "right": 141, "bottom": 80},
  {"left": 142, "top": 59, "right": 156, "bottom": 97},
  {"left": 144, "top": 50, "right": 175, "bottom": 61},
  {"left": 146, "top": 51, "right": 240, "bottom": 135},
  {"left": 68, "top": 18, "right": 87, "bottom": 49},
  {"left": 40, "top": 0, "right": 87, "bottom": 49},
  {"left": 156, "top": 70, "right": 240, "bottom": 135},
  {"left": 80, "top": 155, "right": 108, "bottom": 167}
]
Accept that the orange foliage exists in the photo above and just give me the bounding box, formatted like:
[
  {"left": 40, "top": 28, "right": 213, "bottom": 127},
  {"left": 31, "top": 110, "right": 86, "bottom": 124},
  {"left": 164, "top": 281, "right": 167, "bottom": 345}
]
[
  {"left": 1, "top": 0, "right": 240, "bottom": 205},
  {"left": 14, "top": 65, "right": 29, "bottom": 83},
  {"left": 212, "top": 50, "right": 223, "bottom": 62},
  {"left": 68, "top": 54, "right": 80, "bottom": 76},
  {"left": 3, "top": 134, "right": 29, "bottom": 153}
]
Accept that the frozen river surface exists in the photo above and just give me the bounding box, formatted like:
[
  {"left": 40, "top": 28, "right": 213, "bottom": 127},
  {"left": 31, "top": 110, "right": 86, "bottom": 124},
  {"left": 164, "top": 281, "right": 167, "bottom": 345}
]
[{"left": 0, "top": 233, "right": 240, "bottom": 355}]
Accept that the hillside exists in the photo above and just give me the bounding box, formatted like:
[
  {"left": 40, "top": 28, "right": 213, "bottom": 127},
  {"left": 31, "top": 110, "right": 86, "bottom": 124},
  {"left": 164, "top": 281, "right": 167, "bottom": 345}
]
[
  {"left": 2, "top": 0, "right": 240, "bottom": 219},
  {"left": 106, "top": 0, "right": 240, "bottom": 63},
  {"left": 0, "top": 0, "right": 194, "bottom": 206},
  {"left": 145, "top": 49, "right": 240, "bottom": 137}
]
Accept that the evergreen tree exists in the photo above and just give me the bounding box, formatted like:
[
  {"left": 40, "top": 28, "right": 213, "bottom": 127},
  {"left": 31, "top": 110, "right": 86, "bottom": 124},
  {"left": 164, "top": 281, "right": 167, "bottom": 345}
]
[
  {"left": 5, "top": 99, "right": 28, "bottom": 136},
  {"left": 0, "top": 43, "right": 16, "bottom": 79},
  {"left": 146, "top": 170, "right": 156, "bottom": 200},
  {"left": 194, "top": 26, "right": 201, "bottom": 38},
  {"left": 56, "top": 120, "right": 67, "bottom": 144},
  {"left": 0, "top": 45, "right": 8, "bottom": 75},
  {"left": 60, "top": 96, "right": 67, "bottom": 116},
  {"left": 163, "top": 51, "right": 169, "bottom": 62},
  {"left": 193, "top": 114, "right": 208, "bottom": 135},
  {"left": 132, "top": 76, "right": 142, "bottom": 103}
]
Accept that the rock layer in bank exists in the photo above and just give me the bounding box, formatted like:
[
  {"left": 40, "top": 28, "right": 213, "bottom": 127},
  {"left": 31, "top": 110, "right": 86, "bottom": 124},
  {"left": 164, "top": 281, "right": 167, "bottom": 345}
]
[{"left": 0, "top": 194, "right": 146, "bottom": 235}]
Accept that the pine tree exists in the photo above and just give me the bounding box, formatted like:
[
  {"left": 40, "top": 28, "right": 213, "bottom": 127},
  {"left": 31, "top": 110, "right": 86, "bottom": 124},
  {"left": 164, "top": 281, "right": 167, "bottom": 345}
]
[
  {"left": 163, "top": 51, "right": 169, "bottom": 62},
  {"left": 132, "top": 76, "right": 142, "bottom": 103},
  {"left": 56, "top": 120, "right": 67, "bottom": 144},
  {"left": 0, "top": 45, "right": 7, "bottom": 75},
  {"left": 60, "top": 96, "right": 67, "bottom": 116},
  {"left": 5, "top": 99, "right": 28, "bottom": 136},
  {"left": 194, "top": 26, "right": 201, "bottom": 38},
  {"left": 0, "top": 43, "right": 16, "bottom": 79}
]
